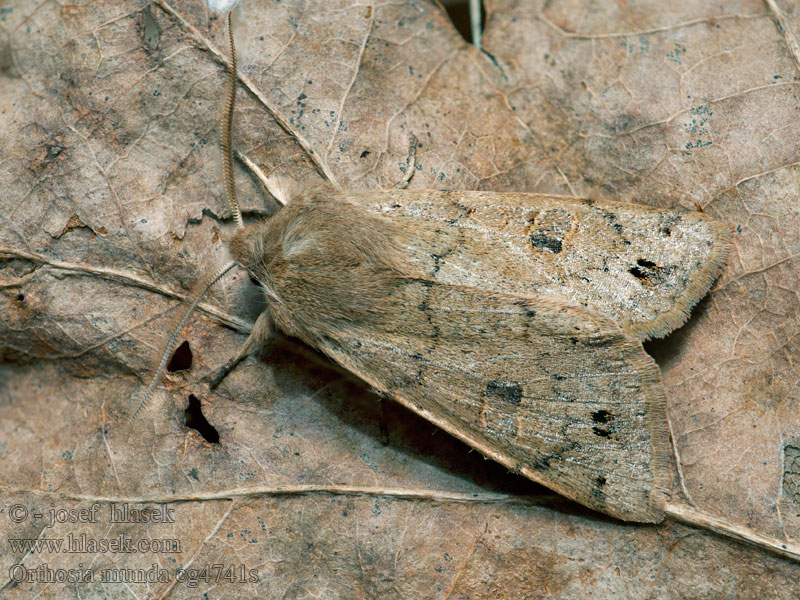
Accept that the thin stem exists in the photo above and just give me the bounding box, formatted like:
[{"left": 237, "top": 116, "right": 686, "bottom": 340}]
[{"left": 470, "top": 0, "right": 482, "bottom": 49}]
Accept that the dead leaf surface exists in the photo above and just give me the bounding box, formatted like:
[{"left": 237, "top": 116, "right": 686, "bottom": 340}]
[{"left": 1, "top": 0, "right": 799, "bottom": 597}]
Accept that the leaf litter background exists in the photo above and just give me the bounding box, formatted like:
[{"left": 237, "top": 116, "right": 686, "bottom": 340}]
[{"left": 1, "top": 0, "right": 800, "bottom": 597}]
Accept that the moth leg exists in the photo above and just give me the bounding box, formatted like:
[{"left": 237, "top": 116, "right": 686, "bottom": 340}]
[
  {"left": 393, "top": 134, "right": 418, "bottom": 189},
  {"left": 209, "top": 310, "right": 273, "bottom": 389}
]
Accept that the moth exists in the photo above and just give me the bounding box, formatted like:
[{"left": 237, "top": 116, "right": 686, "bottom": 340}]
[{"left": 135, "top": 6, "right": 732, "bottom": 524}]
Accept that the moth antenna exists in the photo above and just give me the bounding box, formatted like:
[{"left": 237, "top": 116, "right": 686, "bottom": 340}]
[
  {"left": 130, "top": 260, "right": 238, "bottom": 422},
  {"left": 221, "top": 10, "right": 244, "bottom": 229}
]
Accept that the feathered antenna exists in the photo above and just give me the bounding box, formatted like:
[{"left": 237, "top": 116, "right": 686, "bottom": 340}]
[
  {"left": 131, "top": 2, "right": 243, "bottom": 421},
  {"left": 130, "top": 261, "right": 237, "bottom": 422},
  {"left": 221, "top": 9, "right": 244, "bottom": 229}
]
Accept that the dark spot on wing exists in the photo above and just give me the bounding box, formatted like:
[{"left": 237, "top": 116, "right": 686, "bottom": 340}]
[
  {"left": 586, "top": 337, "right": 613, "bottom": 348},
  {"left": 593, "top": 475, "right": 607, "bottom": 502},
  {"left": 394, "top": 375, "right": 414, "bottom": 388},
  {"left": 629, "top": 266, "right": 647, "bottom": 280},
  {"left": 445, "top": 203, "right": 475, "bottom": 225},
  {"left": 485, "top": 380, "right": 523, "bottom": 405},
  {"left": 430, "top": 253, "right": 443, "bottom": 273},
  {"left": 592, "top": 409, "right": 612, "bottom": 424},
  {"left": 514, "top": 300, "right": 536, "bottom": 317},
  {"left": 592, "top": 426, "right": 612, "bottom": 438},
  {"left": 529, "top": 234, "right": 563, "bottom": 253},
  {"left": 601, "top": 210, "right": 624, "bottom": 235},
  {"left": 429, "top": 249, "right": 454, "bottom": 276},
  {"left": 457, "top": 203, "right": 475, "bottom": 217},
  {"left": 629, "top": 258, "right": 673, "bottom": 284},
  {"left": 533, "top": 454, "right": 558, "bottom": 470},
  {"left": 630, "top": 258, "right": 657, "bottom": 280},
  {"left": 660, "top": 214, "right": 682, "bottom": 237}
]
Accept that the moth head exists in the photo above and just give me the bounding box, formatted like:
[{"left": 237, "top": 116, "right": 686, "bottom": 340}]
[
  {"left": 226, "top": 175, "right": 307, "bottom": 270},
  {"left": 228, "top": 221, "right": 268, "bottom": 270}
]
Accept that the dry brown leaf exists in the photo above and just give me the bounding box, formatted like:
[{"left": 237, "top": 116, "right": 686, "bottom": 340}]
[{"left": 1, "top": 0, "right": 800, "bottom": 597}]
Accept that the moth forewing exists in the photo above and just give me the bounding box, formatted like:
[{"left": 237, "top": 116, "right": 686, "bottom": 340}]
[
  {"left": 351, "top": 189, "right": 733, "bottom": 342},
  {"left": 229, "top": 185, "right": 670, "bottom": 522},
  {"left": 320, "top": 282, "right": 670, "bottom": 522}
]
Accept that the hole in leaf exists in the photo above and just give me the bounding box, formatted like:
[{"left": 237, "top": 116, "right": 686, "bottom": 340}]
[
  {"left": 441, "top": 0, "right": 484, "bottom": 45},
  {"left": 184, "top": 394, "right": 219, "bottom": 444},
  {"left": 167, "top": 340, "right": 192, "bottom": 372}
]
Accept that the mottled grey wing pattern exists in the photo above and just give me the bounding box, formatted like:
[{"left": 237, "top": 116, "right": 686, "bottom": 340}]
[
  {"left": 312, "top": 278, "right": 669, "bottom": 522},
  {"left": 350, "top": 190, "right": 732, "bottom": 340}
]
